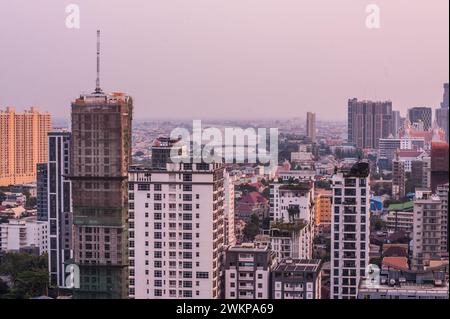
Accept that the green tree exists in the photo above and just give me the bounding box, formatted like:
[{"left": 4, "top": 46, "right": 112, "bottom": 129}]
[
  {"left": 243, "top": 214, "right": 260, "bottom": 241},
  {"left": 0, "top": 253, "right": 48, "bottom": 299},
  {"left": 13, "top": 269, "right": 49, "bottom": 299},
  {"left": 0, "top": 278, "right": 9, "bottom": 297},
  {"left": 369, "top": 257, "right": 382, "bottom": 268},
  {"left": 0, "top": 253, "right": 47, "bottom": 281}
]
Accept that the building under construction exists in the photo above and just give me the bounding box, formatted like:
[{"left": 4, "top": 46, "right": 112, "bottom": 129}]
[{"left": 70, "top": 31, "right": 133, "bottom": 299}]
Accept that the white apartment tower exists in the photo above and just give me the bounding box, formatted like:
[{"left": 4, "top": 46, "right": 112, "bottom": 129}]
[
  {"left": 331, "top": 162, "right": 370, "bottom": 299},
  {"left": 128, "top": 151, "right": 225, "bottom": 299}
]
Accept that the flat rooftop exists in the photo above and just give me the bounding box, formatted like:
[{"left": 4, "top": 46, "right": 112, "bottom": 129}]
[{"left": 273, "top": 259, "right": 322, "bottom": 273}]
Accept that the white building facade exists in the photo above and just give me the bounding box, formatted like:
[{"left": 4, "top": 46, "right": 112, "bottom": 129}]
[
  {"left": 331, "top": 162, "right": 370, "bottom": 299},
  {"left": 0, "top": 217, "right": 48, "bottom": 254},
  {"left": 128, "top": 162, "right": 225, "bottom": 299}
]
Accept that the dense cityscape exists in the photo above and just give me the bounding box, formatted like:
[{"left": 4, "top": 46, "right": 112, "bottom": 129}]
[
  {"left": 1, "top": 73, "right": 448, "bottom": 299},
  {"left": 0, "top": 1, "right": 448, "bottom": 308}
]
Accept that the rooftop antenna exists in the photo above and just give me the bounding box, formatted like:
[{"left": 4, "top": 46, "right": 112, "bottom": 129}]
[{"left": 94, "top": 30, "right": 103, "bottom": 94}]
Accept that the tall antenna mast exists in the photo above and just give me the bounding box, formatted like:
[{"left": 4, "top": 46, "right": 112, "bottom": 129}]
[{"left": 95, "top": 30, "right": 103, "bottom": 94}]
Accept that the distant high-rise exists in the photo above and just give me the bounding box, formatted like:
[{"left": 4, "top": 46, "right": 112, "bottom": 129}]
[
  {"left": 331, "top": 162, "right": 370, "bottom": 299},
  {"left": 36, "top": 163, "right": 48, "bottom": 222},
  {"left": 391, "top": 110, "right": 401, "bottom": 138},
  {"left": 408, "top": 107, "right": 432, "bottom": 131},
  {"left": 441, "top": 83, "right": 449, "bottom": 109},
  {"left": 70, "top": 31, "right": 133, "bottom": 299},
  {"left": 430, "top": 140, "right": 449, "bottom": 192},
  {"left": 347, "top": 98, "right": 393, "bottom": 149},
  {"left": 436, "top": 83, "right": 449, "bottom": 142},
  {"left": 306, "top": 112, "right": 316, "bottom": 143},
  {"left": 46, "top": 131, "right": 73, "bottom": 288},
  {"left": 392, "top": 157, "right": 406, "bottom": 200},
  {"left": 0, "top": 107, "right": 51, "bottom": 186}
]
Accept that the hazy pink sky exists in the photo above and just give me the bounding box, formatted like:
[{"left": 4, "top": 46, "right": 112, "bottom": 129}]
[{"left": 0, "top": 0, "right": 448, "bottom": 120}]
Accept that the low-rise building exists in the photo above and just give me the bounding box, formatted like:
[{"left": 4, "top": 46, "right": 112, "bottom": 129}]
[
  {"left": 383, "top": 201, "right": 414, "bottom": 233},
  {"left": 272, "top": 258, "right": 322, "bottom": 299},
  {"left": 235, "top": 192, "right": 269, "bottom": 224},
  {"left": 0, "top": 216, "right": 48, "bottom": 255},
  {"left": 224, "top": 243, "right": 276, "bottom": 299},
  {"left": 358, "top": 266, "right": 448, "bottom": 299}
]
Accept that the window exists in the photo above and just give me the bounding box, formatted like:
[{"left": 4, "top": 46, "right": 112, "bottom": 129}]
[{"left": 138, "top": 183, "right": 150, "bottom": 191}]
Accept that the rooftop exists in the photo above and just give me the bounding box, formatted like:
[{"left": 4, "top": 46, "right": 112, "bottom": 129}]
[
  {"left": 273, "top": 258, "right": 322, "bottom": 273},
  {"left": 227, "top": 242, "right": 269, "bottom": 252},
  {"left": 387, "top": 201, "right": 414, "bottom": 212}
]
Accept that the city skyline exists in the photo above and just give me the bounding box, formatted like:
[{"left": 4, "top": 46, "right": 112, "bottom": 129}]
[
  {"left": 0, "top": 0, "right": 449, "bottom": 304},
  {"left": 0, "top": 0, "right": 448, "bottom": 120}
]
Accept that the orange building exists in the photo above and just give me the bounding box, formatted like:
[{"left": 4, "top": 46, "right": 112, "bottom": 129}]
[
  {"left": 315, "top": 189, "right": 332, "bottom": 226},
  {"left": 0, "top": 107, "right": 51, "bottom": 186}
]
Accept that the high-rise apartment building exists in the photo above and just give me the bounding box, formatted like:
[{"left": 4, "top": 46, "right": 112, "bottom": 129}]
[
  {"left": 411, "top": 156, "right": 431, "bottom": 190},
  {"left": 436, "top": 84, "right": 449, "bottom": 142},
  {"left": 391, "top": 110, "right": 402, "bottom": 137},
  {"left": 36, "top": 163, "right": 48, "bottom": 222},
  {"left": 306, "top": 112, "right": 316, "bottom": 143},
  {"left": 128, "top": 153, "right": 225, "bottom": 299},
  {"left": 331, "top": 162, "right": 370, "bottom": 299},
  {"left": 347, "top": 98, "right": 393, "bottom": 149},
  {"left": 0, "top": 107, "right": 51, "bottom": 186},
  {"left": 42, "top": 131, "right": 73, "bottom": 288},
  {"left": 224, "top": 243, "right": 276, "bottom": 299},
  {"left": 315, "top": 189, "right": 332, "bottom": 227},
  {"left": 436, "top": 108, "right": 449, "bottom": 143},
  {"left": 412, "top": 189, "right": 446, "bottom": 270},
  {"left": 408, "top": 107, "right": 432, "bottom": 132},
  {"left": 392, "top": 157, "right": 406, "bottom": 200},
  {"left": 430, "top": 140, "right": 449, "bottom": 192},
  {"left": 441, "top": 83, "right": 449, "bottom": 109}
]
